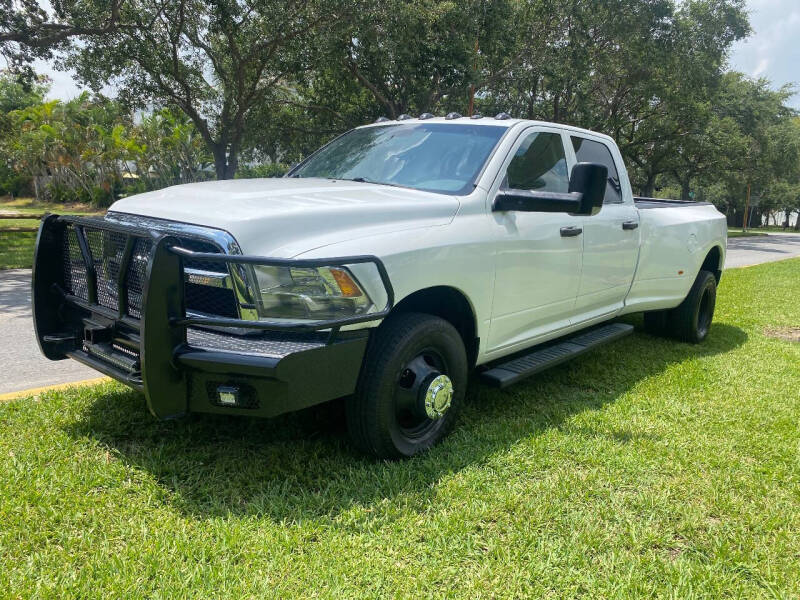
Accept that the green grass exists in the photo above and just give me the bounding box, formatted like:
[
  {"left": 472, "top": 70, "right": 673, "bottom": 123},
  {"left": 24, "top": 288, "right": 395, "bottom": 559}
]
[
  {"left": 728, "top": 226, "right": 800, "bottom": 237},
  {"left": 0, "top": 218, "right": 42, "bottom": 229},
  {"left": 2, "top": 260, "right": 800, "bottom": 598},
  {"left": 756, "top": 225, "right": 800, "bottom": 233},
  {"left": 0, "top": 197, "right": 100, "bottom": 269},
  {"left": 0, "top": 196, "right": 95, "bottom": 216},
  {"left": 0, "top": 230, "right": 37, "bottom": 269},
  {"left": 727, "top": 229, "right": 768, "bottom": 238}
]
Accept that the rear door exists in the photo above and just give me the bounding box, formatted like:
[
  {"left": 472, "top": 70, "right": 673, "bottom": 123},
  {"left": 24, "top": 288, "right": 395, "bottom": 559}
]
[
  {"left": 487, "top": 127, "right": 584, "bottom": 354},
  {"left": 569, "top": 135, "right": 640, "bottom": 323}
]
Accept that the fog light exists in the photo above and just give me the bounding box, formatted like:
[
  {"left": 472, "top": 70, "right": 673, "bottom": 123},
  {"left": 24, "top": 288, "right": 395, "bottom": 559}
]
[{"left": 217, "top": 385, "right": 239, "bottom": 406}]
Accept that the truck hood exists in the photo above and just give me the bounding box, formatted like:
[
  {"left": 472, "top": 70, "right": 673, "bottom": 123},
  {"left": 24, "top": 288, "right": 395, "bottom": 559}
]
[{"left": 109, "top": 177, "right": 460, "bottom": 257}]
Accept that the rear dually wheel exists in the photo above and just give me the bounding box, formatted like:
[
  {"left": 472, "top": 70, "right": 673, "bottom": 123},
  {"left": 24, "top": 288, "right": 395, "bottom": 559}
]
[{"left": 643, "top": 269, "right": 717, "bottom": 344}]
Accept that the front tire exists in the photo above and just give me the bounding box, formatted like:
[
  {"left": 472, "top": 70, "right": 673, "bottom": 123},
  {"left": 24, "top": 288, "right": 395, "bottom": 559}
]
[{"left": 346, "top": 313, "right": 467, "bottom": 459}]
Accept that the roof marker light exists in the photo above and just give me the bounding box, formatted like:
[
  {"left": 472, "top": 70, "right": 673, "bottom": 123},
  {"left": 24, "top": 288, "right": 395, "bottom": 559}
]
[
  {"left": 445, "top": 112, "right": 463, "bottom": 120},
  {"left": 470, "top": 113, "right": 483, "bottom": 119},
  {"left": 397, "top": 114, "right": 413, "bottom": 120},
  {"left": 374, "top": 116, "right": 390, "bottom": 123},
  {"left": 418, "top": 112, "right": 434, "bottom": 120},
  {"left": 495, "top": 112, "right": 511, "bottom": 120}
]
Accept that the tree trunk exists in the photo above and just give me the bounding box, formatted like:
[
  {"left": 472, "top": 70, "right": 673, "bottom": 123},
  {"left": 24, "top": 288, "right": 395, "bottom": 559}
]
[
  {"left": 680, "top": 178, "right": 691, "bottom": 201},
  {"left": 641, "top": 173, "right": 656, "bottom": 198},
  {"left": 212, "top": 145, "right": 239, "bottom": 180}
]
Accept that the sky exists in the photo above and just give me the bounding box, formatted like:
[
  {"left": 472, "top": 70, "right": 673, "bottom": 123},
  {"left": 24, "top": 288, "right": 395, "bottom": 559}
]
[
  {"left": 34, "top": 0, "right": 800, "bottom": 109},
  {"left": 728, "top": 0, "right": 800, "bottom": 108}
]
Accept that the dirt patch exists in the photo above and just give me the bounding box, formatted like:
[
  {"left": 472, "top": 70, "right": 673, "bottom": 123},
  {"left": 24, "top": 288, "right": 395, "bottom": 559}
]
[{"left": 764, "top": 327, "right": 800, "bottom": 342}]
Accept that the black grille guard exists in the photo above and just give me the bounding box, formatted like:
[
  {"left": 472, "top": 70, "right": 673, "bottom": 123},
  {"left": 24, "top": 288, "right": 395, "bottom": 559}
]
[
  {"left": 32, "top": 214, "right": 394, "bottom": 419},
  {"left": 37, "top": 213, "right": 395, "bottom": 331}
]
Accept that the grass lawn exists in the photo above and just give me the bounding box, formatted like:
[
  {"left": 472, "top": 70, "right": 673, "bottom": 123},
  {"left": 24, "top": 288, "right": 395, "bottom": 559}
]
[
  {"left": 727, "top": 229, "right": 768, "bottom": 238},
  {"left": 0, "top": 196, "right": 95, "bottom": 216},
  {"left": 0, "top": 230, "right": 37, "bottom": 269},
  {"left": 0, "top": 197, "right": 100, "bottom": 270},
  {"left": 757, "top": 225, "right": 800, "bottom": 234},
  {"left": 1, "top": 259, "right": 799, "bottom": 598}
]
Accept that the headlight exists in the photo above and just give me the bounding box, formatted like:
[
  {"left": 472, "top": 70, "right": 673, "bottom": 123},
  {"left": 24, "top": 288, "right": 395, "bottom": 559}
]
[{"left": 252, "top": 265, "right": 375, "bottom": 320}]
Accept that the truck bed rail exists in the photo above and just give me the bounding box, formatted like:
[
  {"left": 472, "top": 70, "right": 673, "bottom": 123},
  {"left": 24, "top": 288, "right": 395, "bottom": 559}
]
[{"left": 634, "top": 197, "right": 713, "bottom": 209}]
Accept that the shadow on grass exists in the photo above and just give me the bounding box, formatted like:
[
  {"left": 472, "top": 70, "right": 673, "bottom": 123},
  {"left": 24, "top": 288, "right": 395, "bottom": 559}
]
[{"left": 64, "top": 319, "right": 747, "bottom": 522}]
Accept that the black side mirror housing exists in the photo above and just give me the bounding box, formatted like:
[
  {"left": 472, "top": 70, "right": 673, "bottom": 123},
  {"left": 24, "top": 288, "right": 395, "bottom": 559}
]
[
  {"left": 569, "top": 162, "right": 607, "bottom": 214},
  {"left": 492, "top": 162, "right": 608, "bottom": 215}
]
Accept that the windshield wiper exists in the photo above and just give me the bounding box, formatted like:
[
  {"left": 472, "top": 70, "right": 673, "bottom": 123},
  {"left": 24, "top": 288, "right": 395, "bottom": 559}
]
[{"left": 339, "top": 177, "right": 405, "bottom": 189}]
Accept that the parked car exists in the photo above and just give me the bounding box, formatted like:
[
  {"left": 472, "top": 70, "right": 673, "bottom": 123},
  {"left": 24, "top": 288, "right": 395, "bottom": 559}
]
[{"left": 33, "top": 114, "right": 727, "bottom": 458}]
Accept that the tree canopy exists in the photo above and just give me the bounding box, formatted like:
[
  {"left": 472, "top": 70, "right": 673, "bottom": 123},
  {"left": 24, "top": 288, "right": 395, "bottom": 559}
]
[{"left": 0, "top": 0, "right": 798, "bottom": 226}]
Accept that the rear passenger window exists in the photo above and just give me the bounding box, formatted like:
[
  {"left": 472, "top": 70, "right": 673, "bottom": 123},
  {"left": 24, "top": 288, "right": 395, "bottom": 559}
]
[
  {"left": 504, "top": 132, "right": 569, "bottom": 193},
  {"left": 571, "top": 137, "right": 622, "bottom": 203}
]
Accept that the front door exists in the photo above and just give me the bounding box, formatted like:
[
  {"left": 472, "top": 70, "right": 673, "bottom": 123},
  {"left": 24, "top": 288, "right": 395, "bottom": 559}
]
[{"left": 487, "top": 129, "right": 584, "bottom": 354}]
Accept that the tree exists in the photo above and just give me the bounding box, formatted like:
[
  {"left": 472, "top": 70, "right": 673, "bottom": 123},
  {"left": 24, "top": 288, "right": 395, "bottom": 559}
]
[
  {"left": 135, "top": 108, "right": 213, "bottom": 188},
  {"left": 325, "top": 0, "right": 515, "bottom": 119},
  {"left": 0, "top": 69, "right": 48, "bottom": 112},
  {"left": 68, "top": 0, "right": 347, "bottom": 179},
  {"left": 1, "top": 91, "right": 220, "bottom": 204},
  {"left": 3, "top": 92, "right": 142, "bottom": 203},
  {"left": 241, "top": 66, "right": 378, "bottom": 165},
  {"left": 0, "top": 69, "right": 49, "bottom": 196},
  {"left": 475, "top": 0, "right": 749, "bottom": 197},
  {"left": 610, "top": 0, "right": 749, "bottom": 196},
  {"left": 1, "top": 0, "right": 135, "bottom": 70},
  {"left": 696, "top": 73, "right": 798, "bottom": 221}
]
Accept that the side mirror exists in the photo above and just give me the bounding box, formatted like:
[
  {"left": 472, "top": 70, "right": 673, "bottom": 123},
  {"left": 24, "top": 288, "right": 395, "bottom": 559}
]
[
  {"left": 492, "top": 162, "right": 608, "bottom": 215},
  {"left": 569, "top": 162, "right": 607, "bottom": 214}
]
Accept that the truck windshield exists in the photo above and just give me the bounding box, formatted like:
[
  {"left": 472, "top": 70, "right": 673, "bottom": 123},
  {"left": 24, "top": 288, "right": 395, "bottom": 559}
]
[{"left": 290, "top": 123, "right": 507, "bottom": 195}]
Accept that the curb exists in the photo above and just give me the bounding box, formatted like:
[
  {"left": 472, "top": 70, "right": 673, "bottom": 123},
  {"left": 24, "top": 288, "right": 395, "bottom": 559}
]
[{"left": 0, "top": 377, "right": 111, "bottom": 402}]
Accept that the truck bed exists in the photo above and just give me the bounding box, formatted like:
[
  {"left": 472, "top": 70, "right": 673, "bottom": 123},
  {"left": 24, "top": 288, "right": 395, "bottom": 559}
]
[{"left": 621, "top": 197, "right": 727, "bottom": 315}]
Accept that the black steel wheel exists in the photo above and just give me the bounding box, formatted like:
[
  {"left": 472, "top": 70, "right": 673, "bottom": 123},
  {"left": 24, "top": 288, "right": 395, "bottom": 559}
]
[{"left": 346, "top": 312, "right": 467, "bottom": 459}]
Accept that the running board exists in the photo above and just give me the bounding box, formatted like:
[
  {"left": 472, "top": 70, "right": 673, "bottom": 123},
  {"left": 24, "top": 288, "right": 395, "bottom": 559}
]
[{"left": 480, "top": 322, "right": 634, "bottom": 388}]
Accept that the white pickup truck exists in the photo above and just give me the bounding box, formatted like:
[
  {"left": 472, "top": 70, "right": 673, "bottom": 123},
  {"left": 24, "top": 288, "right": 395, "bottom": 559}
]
[{"left": 33, "top": 114, "right": 727, "bottom": 458}]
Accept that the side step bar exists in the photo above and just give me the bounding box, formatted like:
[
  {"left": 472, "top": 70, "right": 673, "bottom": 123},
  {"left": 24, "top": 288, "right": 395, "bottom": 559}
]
[{"left": 480, "top": 322, "right": 634, "bottom": 388}]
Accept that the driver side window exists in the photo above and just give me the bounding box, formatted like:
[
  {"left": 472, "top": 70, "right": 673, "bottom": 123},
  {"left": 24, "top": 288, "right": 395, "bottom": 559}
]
[{"left": 503, "top": 132, "right": 569, "bottom": 193}]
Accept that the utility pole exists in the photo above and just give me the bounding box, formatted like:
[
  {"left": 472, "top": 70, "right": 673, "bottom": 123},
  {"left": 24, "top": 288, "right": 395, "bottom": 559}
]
[{"left": 742, "top": 183, "right": 751, "bottom": 232}]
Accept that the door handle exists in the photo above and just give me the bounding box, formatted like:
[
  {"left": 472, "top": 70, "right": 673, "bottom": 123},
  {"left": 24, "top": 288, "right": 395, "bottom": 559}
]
[
  {"left": 622, "top": 221, "right": 639, "bottom": 230},
  {"left": 560, "top": 226, "right": 583, "bottom": 237}
]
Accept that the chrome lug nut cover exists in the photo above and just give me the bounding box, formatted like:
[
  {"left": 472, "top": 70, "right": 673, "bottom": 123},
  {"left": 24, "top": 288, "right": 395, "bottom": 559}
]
[{"left": 424, "top": 374, "right": 453, "bottom": 419}]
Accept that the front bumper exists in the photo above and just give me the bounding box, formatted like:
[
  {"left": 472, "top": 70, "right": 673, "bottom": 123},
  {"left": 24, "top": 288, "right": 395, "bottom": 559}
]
[{"left": 32, "top": 215, "right": 393, "bottom": 419}]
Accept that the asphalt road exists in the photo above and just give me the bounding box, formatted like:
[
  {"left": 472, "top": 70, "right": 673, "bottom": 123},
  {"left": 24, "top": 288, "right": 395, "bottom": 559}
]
[
  {"left": 0, "top": 269, "right": 98, "bottom": 395},
  {"left": 723, "top": 232, "right": 800, "bottom": 268},
  {"left": 2, "top": 232, "right": 799, "bottom": 396}
]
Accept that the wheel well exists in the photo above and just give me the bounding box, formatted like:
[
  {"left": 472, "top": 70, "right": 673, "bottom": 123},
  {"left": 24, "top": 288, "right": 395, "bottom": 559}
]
[
  {"left": 701, "top": 246, "right": 723, "bottom": 282},
  {"left": 390, "top": 286, "right": 479, "bottom": 366}
]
